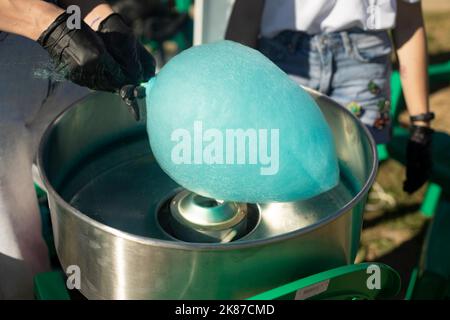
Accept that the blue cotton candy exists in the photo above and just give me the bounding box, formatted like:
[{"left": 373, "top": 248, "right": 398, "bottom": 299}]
[{"left": 146, "top": 40, "right": 339, "bottom": 203}]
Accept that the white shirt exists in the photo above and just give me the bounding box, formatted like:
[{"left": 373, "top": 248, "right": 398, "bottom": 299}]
[{"left": 261, "top": 0, "right": 421, "bottom": 37}]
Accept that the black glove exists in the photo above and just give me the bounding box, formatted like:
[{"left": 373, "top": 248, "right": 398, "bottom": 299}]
[
  {"left": 37, "top": 12, "right": 130, "bottom": 92},
  {"left": 97, "top": 13, "right": 156, "bottom": 84},
  {"left": 403, "top": 125, "right": 434, "bottom": 194}
]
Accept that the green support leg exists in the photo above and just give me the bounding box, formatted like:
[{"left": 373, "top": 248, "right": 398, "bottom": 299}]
[
  {"left": 377, "top": 144, "right": 390, "bottom": 162},
  {"left": 405, "top": 268, "right": 419, "bottom": 300},
  {"left": 428, "top": 61, "right": 450, "bottom": 84},
  {"left": 389, "top": 70, "right": 403, "bottom": 127},
  {"left": 410, "top": 198, "right": 450, "bottom": 299},
  {"left": 34, "top": 272, "right": 71, "bottom": 300},
  {"left": 175, "top": 0, "right": 192, "bottom": 12},
  {"left": 420, "top": 183, "right": 442, "bottom": 218}
]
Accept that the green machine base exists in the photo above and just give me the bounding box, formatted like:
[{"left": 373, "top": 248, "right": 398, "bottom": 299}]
[
  {"left": 406, "top": 199, "right": 450, "bottom": 299},
  {"left": 249, "top": 263, "right": 400, "bottom": 300},
  {"left": 34, "top": 272, "right": 71, "bottom": 300},
  {"left": 34, "top": 262, "right": 400, "bottom": 300}
]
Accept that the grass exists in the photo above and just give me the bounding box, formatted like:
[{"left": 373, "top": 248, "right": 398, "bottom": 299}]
[{"left": 424, "top": 12, "right": 450, "bottom": 55}]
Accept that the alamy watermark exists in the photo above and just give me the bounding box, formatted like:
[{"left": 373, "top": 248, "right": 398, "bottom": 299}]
[
  {"left": 366, "top": 0, "right": 378, "bottom": 30},
  {"left": 171, "top": 121, "right": 280, "bottom": 176},
  {"left": 367, "top": 264, "right": 381, "bottom": 290},
  {"left": 66, "top": 265, "right": 81, "bottom": 290},
  {"left": 66, "top": 5, "right": 81, "bottom": 30}
]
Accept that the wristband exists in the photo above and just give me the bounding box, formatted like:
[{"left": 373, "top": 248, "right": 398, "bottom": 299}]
[{"left": 410, "top": 112, "right": 435, "bottom": 123}]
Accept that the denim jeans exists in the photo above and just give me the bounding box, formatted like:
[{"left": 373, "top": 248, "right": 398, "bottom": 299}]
[{"left": 258, "top": 29, "right": 393, "bottom": 144}]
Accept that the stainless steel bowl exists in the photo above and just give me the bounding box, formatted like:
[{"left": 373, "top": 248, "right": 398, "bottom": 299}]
[{"left": 37, "top": 88, "right": 377, "bottom": 299}]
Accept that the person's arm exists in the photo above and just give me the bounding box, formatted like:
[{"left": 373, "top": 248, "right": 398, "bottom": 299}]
[
  {"left": 393, "top": 1, "right": 434, "bottom": 194},
  {"left": 0, "top": 0, "right": 132, "bottom": 92},
  {"left": 393, "top": 0, "right": 430, "bottom": 126},
  {"left": 0, "top": 0, "right": 63, "bottom": 40}
]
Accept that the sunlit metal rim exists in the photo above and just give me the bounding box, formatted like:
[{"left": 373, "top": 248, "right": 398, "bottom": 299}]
[{"left": 37, "top": 88, "right": 378, "bottom": 250}]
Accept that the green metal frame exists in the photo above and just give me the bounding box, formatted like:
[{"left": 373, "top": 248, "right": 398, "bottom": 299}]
[
  {"left": 248, "top": 263, "right": 401, "bottom": 300},
  {"left": 406, "top": 198, "right": 450, "bottom": 299},
  {"left": 379, "top": 61, "right": 450, "bottom": 217},
  {"left": 34, "top": 272, "right": 71, "bottom": 300}
]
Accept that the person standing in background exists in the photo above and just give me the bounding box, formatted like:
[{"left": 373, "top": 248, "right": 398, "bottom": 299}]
[{"left": 226, "top": 0, "right": 434, "bottom": 194}]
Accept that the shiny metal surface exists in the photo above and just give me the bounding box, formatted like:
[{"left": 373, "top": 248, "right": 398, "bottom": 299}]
[
  {"left": 37, "top": 88, "right": 377, "bottom": 299},
  {"left": 171, "top": 191, "right": 247, "bottom": 228},
  {"left": 168, "top": 190, "right": 249, "bottom": 243}
]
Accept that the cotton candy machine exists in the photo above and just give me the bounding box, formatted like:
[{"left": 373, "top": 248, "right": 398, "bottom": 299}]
[{"left": 37, "top": 88, "right": 377, "bottom": 300}]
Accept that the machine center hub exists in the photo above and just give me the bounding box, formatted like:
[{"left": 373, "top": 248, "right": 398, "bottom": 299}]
[
  {"left": 159, "top": 190, "right": 253, "bottom": 243},
  {"left": 171, "top": 191, "right": 247, "bottom": 228}
]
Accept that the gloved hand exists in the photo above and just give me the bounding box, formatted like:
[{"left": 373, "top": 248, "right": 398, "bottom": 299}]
[
  {"left": 37, "top": 12, "right": 130, "bottom": 92},
  {"left": 97, "top": 13, "right": 156, "bottom": 85},
  {"left": 403, "top": 125, "right": 434, "bottom": 194}
]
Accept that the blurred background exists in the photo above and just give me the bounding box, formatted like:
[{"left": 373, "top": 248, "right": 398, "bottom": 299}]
[{"left": 104, "top": 0, "right": 450, "bottom": 298}]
